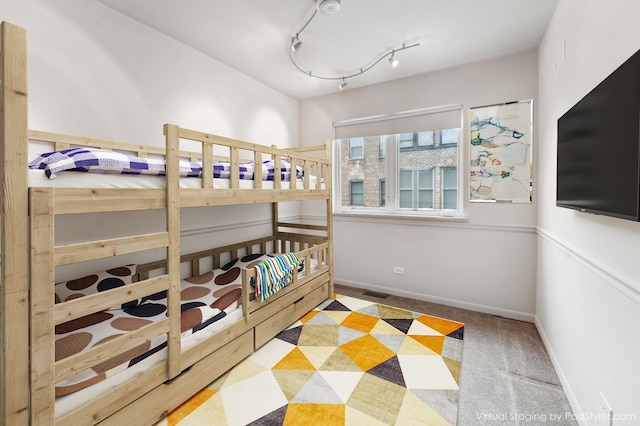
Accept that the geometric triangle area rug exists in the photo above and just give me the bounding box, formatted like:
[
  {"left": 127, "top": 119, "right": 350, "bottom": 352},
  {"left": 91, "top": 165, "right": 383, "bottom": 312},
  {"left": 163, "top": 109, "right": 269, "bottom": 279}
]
[{"left": 155, "top": 294, "right": 464, "bottom": 426}]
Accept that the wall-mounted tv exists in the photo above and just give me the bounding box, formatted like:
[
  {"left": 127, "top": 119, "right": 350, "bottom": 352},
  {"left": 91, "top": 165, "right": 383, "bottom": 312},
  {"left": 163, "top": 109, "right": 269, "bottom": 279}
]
[{"left": 556, "top": 48, "right": 640, "bottom": 222}]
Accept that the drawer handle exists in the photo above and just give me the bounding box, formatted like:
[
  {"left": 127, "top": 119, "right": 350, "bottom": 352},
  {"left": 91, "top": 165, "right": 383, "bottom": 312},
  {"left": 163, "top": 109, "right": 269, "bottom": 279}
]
[{"left": 294, "top": 296, "right": 304, "bottom": 304}]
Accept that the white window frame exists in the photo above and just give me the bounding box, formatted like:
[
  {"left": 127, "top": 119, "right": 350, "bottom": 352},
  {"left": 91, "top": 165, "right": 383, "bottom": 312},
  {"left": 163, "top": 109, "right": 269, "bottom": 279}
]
[{"left": 332, "top": 104, "right": 465, "bottom": 220}]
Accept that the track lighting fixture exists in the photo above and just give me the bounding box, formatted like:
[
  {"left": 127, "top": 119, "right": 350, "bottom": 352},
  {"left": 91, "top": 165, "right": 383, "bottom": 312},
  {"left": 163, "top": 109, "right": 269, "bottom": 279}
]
[
  {"left": 289, "top": 0, "right": 419, "bottom": 91},
  {"left": 290, "top": 36, "right": 302, "bottom": 52},
  {"left": 389, "top": 52, "right": 398, "bottom": 68}
]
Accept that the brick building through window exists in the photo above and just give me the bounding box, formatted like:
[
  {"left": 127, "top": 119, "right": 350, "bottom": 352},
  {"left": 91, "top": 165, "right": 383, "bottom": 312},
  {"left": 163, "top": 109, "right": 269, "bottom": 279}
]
[{"left": 338, "top": 129, "right": 459, "bottom": 211}]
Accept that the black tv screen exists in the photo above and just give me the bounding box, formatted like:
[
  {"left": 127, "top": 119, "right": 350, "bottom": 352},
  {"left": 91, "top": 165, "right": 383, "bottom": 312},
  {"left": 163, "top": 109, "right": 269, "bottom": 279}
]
[{"left": 557, "top": 48, "right": 640, "bottom": 222}]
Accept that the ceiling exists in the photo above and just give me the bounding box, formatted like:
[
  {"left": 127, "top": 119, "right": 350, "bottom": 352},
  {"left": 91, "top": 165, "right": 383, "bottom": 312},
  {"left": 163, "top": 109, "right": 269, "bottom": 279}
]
[{"left": 97, "top": 0, "right": 559, "bottom": 100}]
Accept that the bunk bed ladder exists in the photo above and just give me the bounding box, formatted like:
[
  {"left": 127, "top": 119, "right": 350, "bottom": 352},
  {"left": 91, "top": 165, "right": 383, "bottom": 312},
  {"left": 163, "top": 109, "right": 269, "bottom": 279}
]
[
  {"left": 26, "top": 126, "right": 183, "bottom": 425},
  {"left": 28, "top": 187, "right": 182, "bottom": 424}
]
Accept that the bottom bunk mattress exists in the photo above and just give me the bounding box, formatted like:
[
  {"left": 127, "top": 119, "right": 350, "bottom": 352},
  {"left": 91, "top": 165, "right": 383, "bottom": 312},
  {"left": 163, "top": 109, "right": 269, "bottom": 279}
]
[
  {"left": 55, "top": 309, "right": 245, "bottom": 418},
  {"left": 54, "top": 252, "right": 308, "bottom": 415}
]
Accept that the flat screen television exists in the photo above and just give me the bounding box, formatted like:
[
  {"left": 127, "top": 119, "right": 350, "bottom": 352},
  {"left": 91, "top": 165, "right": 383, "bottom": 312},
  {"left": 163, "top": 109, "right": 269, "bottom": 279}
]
[{"left": 556, "top": 48, "right": 640, "bottom": 222}]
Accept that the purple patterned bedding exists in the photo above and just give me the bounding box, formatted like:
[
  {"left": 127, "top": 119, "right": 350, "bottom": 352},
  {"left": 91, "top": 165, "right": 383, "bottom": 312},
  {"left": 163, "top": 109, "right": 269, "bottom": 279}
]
[
  {"left": 54, "top": 253, "right": 306, "bottom": 397},
  {"left": 29, "top": 147, "right": 303, "bottom": 181}
]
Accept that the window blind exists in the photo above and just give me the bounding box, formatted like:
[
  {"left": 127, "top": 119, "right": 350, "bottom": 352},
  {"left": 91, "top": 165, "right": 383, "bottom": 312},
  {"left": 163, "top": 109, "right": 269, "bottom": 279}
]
[{"left": 333, "top": 104, "right": 463, "bottom": 139}]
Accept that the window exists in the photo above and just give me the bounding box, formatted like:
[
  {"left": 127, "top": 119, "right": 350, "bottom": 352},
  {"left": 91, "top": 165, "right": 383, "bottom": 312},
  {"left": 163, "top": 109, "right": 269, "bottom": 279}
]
[
  {"left": 441, "top": 128, "right": 459, "bottom": 145},
  {"left": 418, "top": 169, "right": 434, "bottom": 208},
  {"left": 399, "top": 169, "right": 434, "bottom": 209},
  {"left": 441, "top": 167, "right": 457, "bottom": 210},
  {"left": 339, "top": 137, "right": 388, "bottom": 209},
  {"left": 379, "top": 136, "right": 387, "bottom": 158},
  {"left": 417, "top": 131, "right": 434, "bottom": 148},
  {"left": 349, "top": 137, "right": 363, "bottom": 159},
  {"left": 350, "top": 180, "right": 364, "bottom": 206},
  {"left": 334, "top": 104, "right": 462, "bottom": 218},
  {"left": 399, "top": 131, "right": 434, "bottom": 150},
  {"left": 399, "top": 133, "right": 414, "bottom": 149}
]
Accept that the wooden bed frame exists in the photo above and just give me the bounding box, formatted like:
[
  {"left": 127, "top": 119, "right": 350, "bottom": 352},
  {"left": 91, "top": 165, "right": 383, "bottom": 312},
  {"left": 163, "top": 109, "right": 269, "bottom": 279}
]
[{"left": 0, "top": 22, "right": 333, "bottom": 425}]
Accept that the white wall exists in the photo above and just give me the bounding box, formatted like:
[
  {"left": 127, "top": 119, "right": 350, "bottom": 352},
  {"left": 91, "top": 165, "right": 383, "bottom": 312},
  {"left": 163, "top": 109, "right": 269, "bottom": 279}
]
[
  {"left": 536, "top": 0, "right": 640, "bottom": 423},
  {"left": 2, "top": 0, "right": 301, "bottom": 279},
  {"left": 2, "top": 0, "right": 298, "bottom": 147},
  {"left": 300, "top": 50, "right": 539, "bottom": 321}
]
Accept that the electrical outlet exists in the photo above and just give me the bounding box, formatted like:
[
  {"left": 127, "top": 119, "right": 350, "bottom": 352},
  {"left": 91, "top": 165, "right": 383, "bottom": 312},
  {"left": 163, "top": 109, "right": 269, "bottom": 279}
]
[
  {"left": 393, "top": 266, "right": 404, "bottom": 275},
  {"left": 599, "top": 391, "right": 613, "bottom": 426}
]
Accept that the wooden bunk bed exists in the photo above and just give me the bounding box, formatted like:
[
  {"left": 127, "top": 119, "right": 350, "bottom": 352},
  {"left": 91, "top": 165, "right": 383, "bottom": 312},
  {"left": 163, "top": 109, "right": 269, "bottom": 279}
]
[{"left": 0, "top": 22, "right": 333, "bottom": 425}]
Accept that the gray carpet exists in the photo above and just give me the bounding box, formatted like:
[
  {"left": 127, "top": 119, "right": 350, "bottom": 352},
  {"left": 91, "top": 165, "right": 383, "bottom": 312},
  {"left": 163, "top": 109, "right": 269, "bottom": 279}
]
[{"left": 334, "top": 284, "right": 578, "bottom": 426}]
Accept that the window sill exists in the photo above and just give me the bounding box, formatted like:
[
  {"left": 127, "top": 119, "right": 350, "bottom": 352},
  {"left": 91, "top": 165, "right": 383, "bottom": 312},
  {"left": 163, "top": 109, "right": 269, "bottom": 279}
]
[{"left": 333, "top": 210, "right": 469, "bottom": 223}]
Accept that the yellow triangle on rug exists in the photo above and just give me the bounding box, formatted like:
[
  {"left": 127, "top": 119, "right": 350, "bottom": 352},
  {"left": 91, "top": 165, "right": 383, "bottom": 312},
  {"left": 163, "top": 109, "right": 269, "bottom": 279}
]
[{"left": 157, "top": 294, "right": 464, "bottom": 426}]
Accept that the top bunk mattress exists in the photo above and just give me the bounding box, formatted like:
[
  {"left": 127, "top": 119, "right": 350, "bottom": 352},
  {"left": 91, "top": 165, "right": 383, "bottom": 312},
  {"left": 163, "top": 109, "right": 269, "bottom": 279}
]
[
  {"left": 28, "top": 145, "right": 322, "bottom": 189},
  {"left": 28, "top": 169, "right": 318, "bottom": 189}
]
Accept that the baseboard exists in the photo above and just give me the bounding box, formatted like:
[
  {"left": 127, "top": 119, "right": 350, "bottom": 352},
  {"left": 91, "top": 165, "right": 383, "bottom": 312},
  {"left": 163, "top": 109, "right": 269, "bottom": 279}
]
[
  {"left": 335, "top": 278, "right": 535, "bottom": 322},
  {"left": 534, "top": 315, "right": 586, "bottom": 426}
]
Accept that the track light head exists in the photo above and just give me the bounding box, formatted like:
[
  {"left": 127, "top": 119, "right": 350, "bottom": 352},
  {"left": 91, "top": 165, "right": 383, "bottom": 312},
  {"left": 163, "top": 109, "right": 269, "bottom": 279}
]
[
  {"left": 389, "top": 53, "right": 398, "bottom": 68},
  {"left": 338, "top": 78, "right": 348, "bottom": 91},
  {"left": 291, "top": 36, "right": 302, "bottom": 52}
]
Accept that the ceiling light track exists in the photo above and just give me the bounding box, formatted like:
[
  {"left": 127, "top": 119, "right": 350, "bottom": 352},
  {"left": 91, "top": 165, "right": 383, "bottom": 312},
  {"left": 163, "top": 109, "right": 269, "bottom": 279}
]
[
  {"left": 290, "top": 42, "right": 419, "bottom": 80},
  {"left": 289, "top": 0, "right": 420, "bottom": 90}
]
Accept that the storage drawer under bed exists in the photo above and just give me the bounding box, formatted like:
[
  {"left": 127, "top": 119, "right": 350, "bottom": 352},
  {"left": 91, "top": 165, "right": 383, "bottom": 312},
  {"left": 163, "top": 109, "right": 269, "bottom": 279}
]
[
  {"left": 254, "top": 278, "right": 330, "bottom": 349},
  {"left": 96, "top": 329, "right": 254, "bottom": 426}
]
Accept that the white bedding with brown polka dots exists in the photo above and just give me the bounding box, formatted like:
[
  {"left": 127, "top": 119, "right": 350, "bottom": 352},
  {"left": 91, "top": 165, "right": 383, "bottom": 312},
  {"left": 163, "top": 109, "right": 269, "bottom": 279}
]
[{"left": 54, "top": 253, "right": 299, "bottom": 397}]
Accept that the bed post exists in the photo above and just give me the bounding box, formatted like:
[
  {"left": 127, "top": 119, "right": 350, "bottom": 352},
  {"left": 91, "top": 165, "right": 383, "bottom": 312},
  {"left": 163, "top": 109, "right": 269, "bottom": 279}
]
[
  {"left": 164, "top": 123, "right": 183, "bottom": 379},
  {"left": 272, "top": 202, "right": 279, "bottom": 252},
  {"left": 325, "top": 140, "right": 334, "bottom": 298},
  {"left": 0, "top": 22, "right": 30, "bottom": 425}
]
